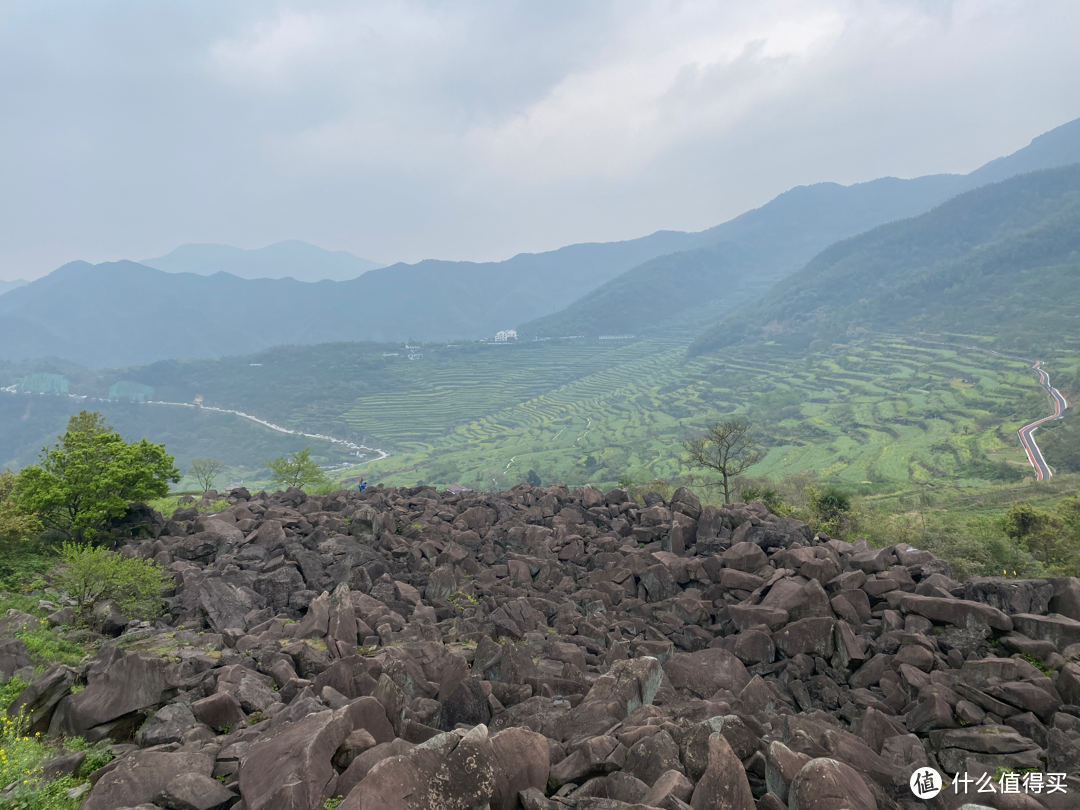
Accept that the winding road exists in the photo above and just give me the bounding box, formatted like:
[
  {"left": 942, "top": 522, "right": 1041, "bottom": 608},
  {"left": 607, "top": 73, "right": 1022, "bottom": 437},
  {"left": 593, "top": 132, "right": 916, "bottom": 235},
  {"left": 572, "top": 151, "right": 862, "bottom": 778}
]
[
  {"left": 1, "top": 386, "right": 390, "bottom": 466},
  {"left": 1017, "top": 361, "right": 1069, "bottom": 481}
]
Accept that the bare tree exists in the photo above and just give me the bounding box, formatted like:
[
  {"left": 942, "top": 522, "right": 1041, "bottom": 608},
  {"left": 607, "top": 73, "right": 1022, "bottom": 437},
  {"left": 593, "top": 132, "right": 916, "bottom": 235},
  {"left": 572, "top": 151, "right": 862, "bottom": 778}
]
[
  {"left": 188, "top": 458, "right": 227, "bottom": 493},
  {"left": 683, "top": 419, "right": 765, "bottom": 504}
]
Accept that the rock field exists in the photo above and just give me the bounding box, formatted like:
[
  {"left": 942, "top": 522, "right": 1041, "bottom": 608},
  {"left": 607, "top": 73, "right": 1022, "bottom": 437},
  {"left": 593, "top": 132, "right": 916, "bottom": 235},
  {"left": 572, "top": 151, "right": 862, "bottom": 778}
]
[{"left": 5, "top": 482, "right": 1080, "bottom": 810}]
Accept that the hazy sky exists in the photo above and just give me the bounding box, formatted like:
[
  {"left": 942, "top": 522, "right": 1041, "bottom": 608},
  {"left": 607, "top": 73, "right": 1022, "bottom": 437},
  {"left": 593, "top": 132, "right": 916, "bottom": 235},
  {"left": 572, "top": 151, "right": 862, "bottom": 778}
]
[{"left": 1, "top": 0, "right": 1078, "bottom": 280}]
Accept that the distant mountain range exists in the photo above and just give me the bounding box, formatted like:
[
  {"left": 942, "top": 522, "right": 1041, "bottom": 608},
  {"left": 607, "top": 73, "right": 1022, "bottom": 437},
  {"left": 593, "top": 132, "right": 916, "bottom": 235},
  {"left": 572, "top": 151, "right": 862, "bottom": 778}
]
[
  {"left": 688, "top": 164, "right": 1080, "bottom": 357},
  {"left": 0, "top": 231, "right": 692, "bottom": 367},
  {"left": 2, "top": 116, "right": 1078, "bottom": 368},
  {"left": 519, "top": 115, "right": 1080, "bottom": 339},
  {"left": 0, "top": 279, "right": 27, "bottom": 297},
  {"left": 140, "top": 240, "right": 385, "bottom": 282}
]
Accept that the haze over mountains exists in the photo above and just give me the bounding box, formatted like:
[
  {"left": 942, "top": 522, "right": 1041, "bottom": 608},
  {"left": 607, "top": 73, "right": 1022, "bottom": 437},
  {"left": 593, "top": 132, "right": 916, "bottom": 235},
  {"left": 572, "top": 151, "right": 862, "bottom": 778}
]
[
  {"left": 0, "top": 279, "right": 27, "bottom": 297},
  {"left": 521, "top": 115, "right": 1080, "bottom": 340},
  {"left": 689, "top": 165, "right": 1080, "bottom": 356},
  {"left": 140, "top": 240, "right": 385, "bottom": 282},
  {"left": 1, "top": 116, "right": 1078, "bottom": 369}
]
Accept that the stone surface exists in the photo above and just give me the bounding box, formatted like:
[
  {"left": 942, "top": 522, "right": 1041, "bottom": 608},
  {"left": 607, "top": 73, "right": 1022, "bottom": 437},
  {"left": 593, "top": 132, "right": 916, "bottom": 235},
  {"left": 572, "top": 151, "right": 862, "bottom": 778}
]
[
  {"left": 82, "top": 752, "right": 213, "bottom": 810},
  {"left": 3, "top": 485, "right": 1076, "bottom": 810}
]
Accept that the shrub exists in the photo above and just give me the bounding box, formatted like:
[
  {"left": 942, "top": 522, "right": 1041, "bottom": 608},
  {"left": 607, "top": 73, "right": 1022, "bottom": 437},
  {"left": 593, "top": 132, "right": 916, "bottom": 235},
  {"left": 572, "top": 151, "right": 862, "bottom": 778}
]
[
  {"left": 16, "top": 412, "right": 179, "bottom": 543},
  {"left": 266, "top": 447, "right": 328, "bottom": 490},
  {"left": 55, "top": 543, "right": 171, "bottom": 625}
]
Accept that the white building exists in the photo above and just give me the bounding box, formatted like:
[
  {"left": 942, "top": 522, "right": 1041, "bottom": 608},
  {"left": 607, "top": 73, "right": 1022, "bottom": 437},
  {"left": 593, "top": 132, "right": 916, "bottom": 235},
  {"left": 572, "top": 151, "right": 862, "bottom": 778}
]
[{"left": 494, "top": 329, "right": 518, "bottom": 343}]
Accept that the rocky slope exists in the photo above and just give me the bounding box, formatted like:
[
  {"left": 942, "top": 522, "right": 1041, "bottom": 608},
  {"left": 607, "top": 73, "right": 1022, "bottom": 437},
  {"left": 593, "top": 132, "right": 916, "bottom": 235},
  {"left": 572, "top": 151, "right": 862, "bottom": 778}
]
[{"left": 6, "top": 483, "right": 1080, "bottom": 810}]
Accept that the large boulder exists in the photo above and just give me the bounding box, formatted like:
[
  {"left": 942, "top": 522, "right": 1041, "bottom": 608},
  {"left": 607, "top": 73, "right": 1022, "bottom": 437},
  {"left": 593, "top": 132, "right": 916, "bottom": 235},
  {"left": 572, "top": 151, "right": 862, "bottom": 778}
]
[
  {"left": 489, "top": 727, "right": 549, "bottom": 810},
  {"left": 0, "top": 638, "right": 32, "bottom": 678},
  {"left": 50, "top": 648, "right": 174, "bottom": 739},
  {"left": 82, "top": 751, "right": 213, "bottom": 810},
  {"left": 564, "top": 657, "right": 663, "bottom": 741},
  {"left": 341, "top": 724, "right": 498, "bottom": 810},
  {"left": 898, "top": 594, "right": 1013, "bottom": 632},
  {"left": 787, "top": 758, "right": 875, "bottom": 810},
  {"left": 689, "top": 732, "right": 755, "bottom": 810},
  {"left": 239, "top": 706, "right": 350, "bottom": 810},
  {"left": 7, "top": 663, "right": 76, "bottom": 734}
]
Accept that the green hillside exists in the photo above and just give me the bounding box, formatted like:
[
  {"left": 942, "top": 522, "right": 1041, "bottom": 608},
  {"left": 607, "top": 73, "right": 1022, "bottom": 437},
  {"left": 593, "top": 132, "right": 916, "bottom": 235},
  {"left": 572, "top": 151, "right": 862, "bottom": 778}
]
[
  {"left": 689, "top": 166, "right": 1080, "bottom": 357},
  {"left": 4, "top": 334, "right": 1060, "bottom": 495},
  {"left": 520, "top": 117, "right": 1080, "bottom": 341},
  {"left": 348, "top": 336, "right": 1050, "bottom": 492}
]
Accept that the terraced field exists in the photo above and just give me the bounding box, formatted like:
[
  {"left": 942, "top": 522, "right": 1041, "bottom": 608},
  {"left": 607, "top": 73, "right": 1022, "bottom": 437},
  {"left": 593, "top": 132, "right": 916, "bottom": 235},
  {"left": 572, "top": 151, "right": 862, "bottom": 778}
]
[{"left": 351, "top": 336, "right": 1050, "bottom": 492}]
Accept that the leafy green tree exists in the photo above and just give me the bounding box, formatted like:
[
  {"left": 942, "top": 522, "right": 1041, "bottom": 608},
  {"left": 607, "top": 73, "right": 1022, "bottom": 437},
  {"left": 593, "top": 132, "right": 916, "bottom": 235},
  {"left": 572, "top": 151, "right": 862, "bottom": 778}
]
[
  {"left": 16, "top": 412, "right": 179, "bottom": 543},
  {"left": 266, "top": 447, "right": 327, "bottom": 490},
  {"left": 1001, "top": 501, "right": 1079, "bottom": 571},
  {"left": 683, "top": 419, "right": 764, "bottom": 504},
  {"left": 0, "top": 470, "right": 41, "bottom": 547},
  {"left": 526, "top": 469, "right": 542, "bottom": 487},
  {"left": 188, "top": 458, "right": 226, "bottom": 493},
  {"left": 56, "top": 542, "right": 171, "bottom": 624}
]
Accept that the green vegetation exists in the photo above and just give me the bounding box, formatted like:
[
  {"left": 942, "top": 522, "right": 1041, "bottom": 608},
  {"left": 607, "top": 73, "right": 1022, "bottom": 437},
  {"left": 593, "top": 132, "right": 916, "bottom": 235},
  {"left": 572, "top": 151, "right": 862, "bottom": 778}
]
[
  {"left": 149, "top": 495, "right": 229, "bottom": 519},
  {"left": 266, "top": 447, "right": 328, "bottom": 490},
  {"left": 344, "top": 335, "right": 1046, "bottom": 495},
  {"left": 55, "top": 543, "right": 171, "bottom": 625},
  {"left": 734, "top": 470, "right": 1080, "bottom": 580},
  {"left": 0, "top": 678, "right": 112, "bottom": 810},
  {"left": 1000, "top": 495, "right": 1080, "bottom": 573},
  {"left": 16, "top": 619, "right": 90, "bottom": 669},
  {"left": 0, "top": 389, "right": 357, "bottom": 481},
  {"left": 690, "top": 166, "right": 1080, "bottom": 358},
  {"left": 1, "top": 470, "right": 42, "bottom": 564},
  {"left": 15, "top": 412, "right": 179, "bottom": 542}
]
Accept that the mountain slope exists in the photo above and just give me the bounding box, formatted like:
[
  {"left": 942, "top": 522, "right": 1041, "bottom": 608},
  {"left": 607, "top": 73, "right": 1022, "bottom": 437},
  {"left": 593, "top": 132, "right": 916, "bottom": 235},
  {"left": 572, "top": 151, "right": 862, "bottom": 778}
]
[
  {"left": 521, "top": 116, "right": 1080, "bottom": 339},
  {"left": 688, "top": 166, "right": 1080, "bottom": 356},
  {"left": 141, "top": 240, "right": 385, "bottom": 282},
  {"left": 0, "top": 228, "right": 695, "bottom": 367},
  {"left": 0, "top": 279, "right": 27, "bottom": 297}
]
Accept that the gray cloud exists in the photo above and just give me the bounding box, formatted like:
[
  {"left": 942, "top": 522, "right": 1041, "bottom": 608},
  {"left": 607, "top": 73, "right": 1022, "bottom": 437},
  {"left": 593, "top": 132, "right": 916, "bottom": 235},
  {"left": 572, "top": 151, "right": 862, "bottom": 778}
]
[{"left": 1, "top": 0, "right": 1078, "bottom": 280}]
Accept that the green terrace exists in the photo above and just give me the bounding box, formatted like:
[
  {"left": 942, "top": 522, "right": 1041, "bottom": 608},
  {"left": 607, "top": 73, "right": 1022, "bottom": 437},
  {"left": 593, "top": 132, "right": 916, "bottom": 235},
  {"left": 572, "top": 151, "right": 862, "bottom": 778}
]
[{"left": 353, "top": 337, "right": 1049, "bottom": 492}]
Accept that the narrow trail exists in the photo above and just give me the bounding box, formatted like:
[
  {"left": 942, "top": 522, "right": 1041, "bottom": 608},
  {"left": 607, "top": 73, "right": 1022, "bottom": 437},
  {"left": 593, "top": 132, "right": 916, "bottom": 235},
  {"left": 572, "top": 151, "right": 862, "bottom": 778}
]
[
  {"left": 575, "top": 416, "right": 592, "bottom": 444},
  {"left": 1017, "top": 361, "right": 1069, "bottom": 480},
  {"left": 0, "top": 387, "right": 391, "bottom": 465}
]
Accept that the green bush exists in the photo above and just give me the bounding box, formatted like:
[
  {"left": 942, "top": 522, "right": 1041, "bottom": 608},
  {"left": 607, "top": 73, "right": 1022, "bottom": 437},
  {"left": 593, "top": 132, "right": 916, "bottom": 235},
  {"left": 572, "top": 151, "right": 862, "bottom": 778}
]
[
  {"left": 55, "top": 543, "right": 171, "bottom": 625},
  {"left": 266, "top": 447, "right": 327, "bottom": 490},
  {"left": 16, "top": 412, "right": 179, "bottom": 543}
]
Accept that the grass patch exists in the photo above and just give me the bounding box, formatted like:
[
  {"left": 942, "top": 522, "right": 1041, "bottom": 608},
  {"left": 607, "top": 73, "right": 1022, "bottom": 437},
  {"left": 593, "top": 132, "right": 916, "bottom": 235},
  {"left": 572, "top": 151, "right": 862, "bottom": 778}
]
[
  {"left": 15, "top": 620, "right": 89, "bottom": 669},
  {"left": 0, "top": 679, "right": 112, "bottom": 810}
]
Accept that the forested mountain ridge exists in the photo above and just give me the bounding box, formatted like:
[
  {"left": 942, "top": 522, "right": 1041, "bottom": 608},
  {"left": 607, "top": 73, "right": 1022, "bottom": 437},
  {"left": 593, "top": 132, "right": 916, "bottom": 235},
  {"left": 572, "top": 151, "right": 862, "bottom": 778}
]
[
  {"left": 688, "top": 165, "right": 1080, "bottom": 356},
  {"left": 3, "top": 118, "right": 1079, "bottom": 368},
  {"left": 519, "top": 116, "right": 1080, "bottom": 339},
  {"left": 0, "top": 229, "right": 693, "bottom": 367}
]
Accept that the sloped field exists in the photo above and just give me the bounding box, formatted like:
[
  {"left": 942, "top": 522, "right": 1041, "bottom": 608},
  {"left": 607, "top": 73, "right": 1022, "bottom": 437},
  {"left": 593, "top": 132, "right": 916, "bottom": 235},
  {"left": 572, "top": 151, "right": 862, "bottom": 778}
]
[{"left": 351, "top": 336, "right": 1048, "bottom": 491}]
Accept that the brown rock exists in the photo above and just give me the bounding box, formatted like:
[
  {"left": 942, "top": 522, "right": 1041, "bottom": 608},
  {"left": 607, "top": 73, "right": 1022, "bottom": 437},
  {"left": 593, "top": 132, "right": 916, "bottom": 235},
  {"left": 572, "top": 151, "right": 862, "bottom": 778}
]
[
  {"left": 82, "top": 752, "right": 213, "bottom": 810},
  {"left": 899, "top": 593, "right": 1013, "bottom": 632},
  {"left": 239, "top": 707, "right": 350, "bottom": 810},
  {"left": 689, "top": 732, "right": 754, "bottom": 810},
  {"left": 786, "top": 757, "right": 875, "bottom": 810},
  {"left": 490, "top": 727, "right": 550, "bottom": 810}
]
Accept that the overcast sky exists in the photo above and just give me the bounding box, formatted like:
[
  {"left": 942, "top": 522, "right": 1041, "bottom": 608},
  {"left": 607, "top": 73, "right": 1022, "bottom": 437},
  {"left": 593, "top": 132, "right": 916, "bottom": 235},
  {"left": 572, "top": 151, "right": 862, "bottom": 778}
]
[{"left": 1, "top": 0, "right": 1078, "bottom": 281}]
